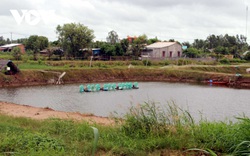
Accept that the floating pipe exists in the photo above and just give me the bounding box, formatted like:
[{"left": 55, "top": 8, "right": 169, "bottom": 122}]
[{"left": 80, "top": 82, "right": 139, "bottom": 93}]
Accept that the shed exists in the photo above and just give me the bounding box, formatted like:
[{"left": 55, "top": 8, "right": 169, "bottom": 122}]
[
  {"left": 0, "top": 60, "right": 20, "bottom": 75},
  {"left": 92, "top": 48, "right": 101, "bottom": 55},
  {"left": 0, "top": 43, "right": 25, "bottom": 54},
  {"left": 142, "top": 42, "right": 182, "bottom": 60}
]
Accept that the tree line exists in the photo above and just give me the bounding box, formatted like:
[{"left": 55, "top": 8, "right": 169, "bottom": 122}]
[
  {"left": 1, "top": 23, "right": 250, "bottom": 60},
  {"left": 182, "top": 34, "right": 249, "bottom": 59}
]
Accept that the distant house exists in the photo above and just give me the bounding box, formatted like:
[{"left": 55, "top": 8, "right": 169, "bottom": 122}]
[
  {"left": 127, "top": 36, "right": 137, "bottom": 43},
  {"left": 0, "top": 43, "right": 25, "bottom": 54},
  {"left": 92, "top": 48, "right": 101, "bottom": 56},
  {"left": 142, "top": 42, "right": 182, "bottom": 60},
  {"left": 40, "top": 47, "right": 63, "bottom": 56},
  {"left": 182, "top": 46, "right": 188, "bottom": 51},
  {"left": 40, "top": 49, "right": 49, "bottom": 55}
]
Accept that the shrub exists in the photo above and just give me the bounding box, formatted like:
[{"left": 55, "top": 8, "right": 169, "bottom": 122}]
[
  {"left": 11, "top": 47, "right": 22, "bottom": 60},
  {"left": 229, "top": 58, "right": 247, "bottom": 63},
  {"left": 121, "top": 101, "right": 194, "bottom": 138},
  {"left": 219, "top": 58, "right": 230, "bottom": 64},
  {"left": 142, "top": 60, "right": 151, "bottom": 66},
  {"left": 158, "top": 60, "right": 170, "bottom": 66},
  {"left": 130, "top": 60, "right": 142, "bottom": 66}
]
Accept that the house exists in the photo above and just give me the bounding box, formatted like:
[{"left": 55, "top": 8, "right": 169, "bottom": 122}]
[
  {"left": 92, "top": 48, "right": 101, "bottom": 56},
  {"left": 40, "top": 47, "right": 63, "bottom": 56},
  {"left": 0, "top": 43, "right": 25, "bottom": 54},
  {"left": 127, "top": 36, "right": 137, "bottom": 43},
  {"left": 0, "top": 60, "right": 20, "bottom": 75},
  {"left": 142, "top": 42, "right": 182, "bottom": 60}
]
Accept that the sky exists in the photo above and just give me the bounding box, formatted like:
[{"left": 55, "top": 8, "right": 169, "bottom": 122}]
[{"left": 0, "top": 0, "right": 250, "bottom": 43}]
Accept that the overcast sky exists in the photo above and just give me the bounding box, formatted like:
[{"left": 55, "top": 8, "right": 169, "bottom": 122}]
[{"left": 0, "top": 0, "right": 250, "bottom": 43}]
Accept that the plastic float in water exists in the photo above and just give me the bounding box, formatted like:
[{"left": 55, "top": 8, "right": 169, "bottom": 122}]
[{"left": 79, "top": 82, "right": 139, "bottom": 93}]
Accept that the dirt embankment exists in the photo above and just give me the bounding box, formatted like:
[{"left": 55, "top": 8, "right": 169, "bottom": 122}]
[
  {"left": 0, "top": 101, "right": 115, "bottom": 125},
  {"left": 0, "top": 68, "right": 250, "bottom": 88}
]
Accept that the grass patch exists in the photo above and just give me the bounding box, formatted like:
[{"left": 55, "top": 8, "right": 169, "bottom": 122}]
[{"left": 0, "top": 101, "right": 249, "bottom": 155}]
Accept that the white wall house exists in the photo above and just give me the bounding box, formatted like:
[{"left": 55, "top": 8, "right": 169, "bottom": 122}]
[{"left": 143, "top": 42, "right": 182, "bottom": 60}]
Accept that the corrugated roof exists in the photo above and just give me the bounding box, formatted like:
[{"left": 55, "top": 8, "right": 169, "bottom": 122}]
[
  {"left": 146, "top": 42, "right": 176, "bottom": 49},
  {"left": 0, "top": 43, "right": 22, "bottom": 48},
  {"left": 0, "top": 60, "right": 9, "bottom": 71}
]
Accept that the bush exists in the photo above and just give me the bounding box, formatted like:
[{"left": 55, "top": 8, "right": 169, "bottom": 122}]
[
  {"left": 219, "top": 58, "right": 230, "bottom": 64},
  {"left": 11, "top": 47, "right": 22, "bottom": 60},
  {"left": 121, "top": 101, "right": 194, "bottom": 138},
  {"left": 142, "top": 60, "right": 151, "bottom": 66},
  {"left": 229, "top": 58, "right": 247, "bottom": 63},
  {"left": 130, "top": 60, "right": 143, "bottom": 66}
]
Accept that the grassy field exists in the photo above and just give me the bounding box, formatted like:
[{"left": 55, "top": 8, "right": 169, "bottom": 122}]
[{"left": 0, "top": 101, "right": 249, "bottom": 156}]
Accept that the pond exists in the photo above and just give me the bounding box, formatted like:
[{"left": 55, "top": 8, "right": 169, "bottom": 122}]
[{"left": 0, "top": 82, "right": 249, "bottom": 121}]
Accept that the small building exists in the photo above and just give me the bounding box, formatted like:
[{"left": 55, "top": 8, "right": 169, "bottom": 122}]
[
  {"left": 142, "top": 42, "right": 182, "bottom": 60},
  {"left": 0, "top": 60, "right": 20, "bottom": 75},
  {"left": 92, "top": 48, "right": 101, "bottom": 56},
  {"left": 127, "top": 36, "right": 137, "bottom": 43},
  {"left": 0, "top": 43, "right": 25, "bottom": 54},
  {"left": 40, "top": 49, "right": 49, "bottom": 55}
]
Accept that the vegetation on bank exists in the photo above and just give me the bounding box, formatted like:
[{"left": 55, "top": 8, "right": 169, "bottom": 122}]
[
  {"left": 0, "top": 101, "right": 249, "bottom": 156},
  {"left": 1, "top": 56, "right": 249, "bottom": 71},
  {"left": 0, "top": 58, "right": 249, "bottom": 88}
]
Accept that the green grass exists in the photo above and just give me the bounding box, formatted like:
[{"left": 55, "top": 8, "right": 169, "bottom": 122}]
[{"left": 0, "top": 101, "right": 249, "bottom": 155}]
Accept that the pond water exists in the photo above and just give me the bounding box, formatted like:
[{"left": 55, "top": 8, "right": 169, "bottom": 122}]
[{"left": 0, "top": 82, "right": 249, "bottom": 121}]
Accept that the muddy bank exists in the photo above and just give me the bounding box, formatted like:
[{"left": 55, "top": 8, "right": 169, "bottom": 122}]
[
  {"left": 0, "top": 101, "right": 114, "bottom": 125},
  {"left": 0, "top": 68, "right": 250, "bottom": 88}
]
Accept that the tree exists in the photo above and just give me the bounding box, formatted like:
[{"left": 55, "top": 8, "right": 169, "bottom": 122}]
[
  {"left": 206, "top": 34, "right": 219, "bottom": 49},
  {"left": 120, "top": 38, "right": 129, "bottom": 54},
  {"left": 147, "top": 37, "right": 160, "bottom": 45},
  {"left": 131, "top": 34, "right": 148, "bottom": 57},
  {"left": 11, "top": 47, "right": 22, "bottom": 60},
  {"left": 169, "top": 39, "right": 175, "bottom": 42},
  {"left": 106, "top": 30, "right": 119, "bottom": 44},
  {"left": 100, "top": 43, "right": 116, "bottom": 56},
  {"left": 192, "top": 39, "right": 206, "bottom": 49},
  {"left": 25, "top": 35, "right": 49, "bottom": 60},
  {"left": 182, "top": 41, "right": 191, "bottom": 48},
  {"left": 16, "top": 38, "right": 27, "bottom": 44},
  {"left": 183, "top": 47, "right": 201, "bottom": 58},
  {"left": 236, "top": 34, "right": 248, "bottom": 53},
  {"left": 214, "top": 46, "right": 229, "bottom": 55},
  {"left": 0, "top": 37, "right": 11, "bottom": 46},
  {"left": 0, "top": 36, "right": 6, "bottom": 46},
  {"left": 56, "top": 23, "right": 95, "bottom": 59},
  {"left": 114, "top": 43, "right": 123, "bottom": 56}
]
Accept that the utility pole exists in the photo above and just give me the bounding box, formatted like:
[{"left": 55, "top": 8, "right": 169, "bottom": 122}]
[
  {"left": 246, "top": 5, "right": 248, "bottom": 40},
  {"left": 10, "top": 32, "right": 12, "bottom": 43}
]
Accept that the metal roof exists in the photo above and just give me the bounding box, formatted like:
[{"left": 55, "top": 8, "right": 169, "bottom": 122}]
[
  {"left": 0, "top": 60, "right": 10, "bottom": 71},
  {"left": 146, "top": 42, "right": 177, "bottom": 49},
  {"left": 0, "top": 43, "right": 22, "bottom": 48},
  {"left": 243, "top": 51, "right": 249, "bottom": 56}
]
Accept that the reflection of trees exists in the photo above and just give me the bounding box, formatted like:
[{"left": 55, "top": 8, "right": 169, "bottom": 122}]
[{"left": 3, "top": 88, "right": 18, "bottom": 101}]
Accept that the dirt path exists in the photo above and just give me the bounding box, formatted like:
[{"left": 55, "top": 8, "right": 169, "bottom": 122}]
[{"left": 0, "top": 101, "right": 114, "bottom": 125}]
